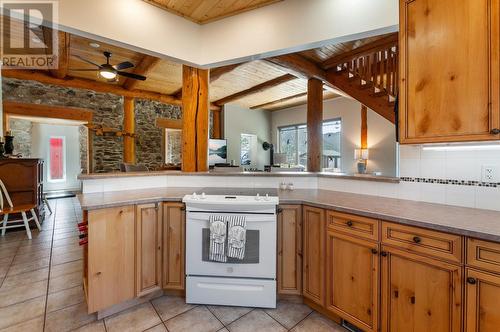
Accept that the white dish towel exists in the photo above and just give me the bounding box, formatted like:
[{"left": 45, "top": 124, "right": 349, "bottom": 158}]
[
  {"left": 209, "top": 216, "right": 227, "bottom": 262},
  {"left": 227, "top": 215, "right": 247, "bottom": 260}
]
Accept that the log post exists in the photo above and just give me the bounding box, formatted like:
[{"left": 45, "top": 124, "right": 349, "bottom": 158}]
[
  {"left": 361, "top": 105, "right": 368, "bottom": 149},
  {"left": 123, "top": 97, "right": 135, "bottom": 164},
  {"left": 212, "top": 108, "right": 223, "bottom": 139},
  {"left": 182, "top": 65, "right": 209, "bottom": 172},
  {"left": 307, "top": 78, "right": 323, "bottom": 172}
]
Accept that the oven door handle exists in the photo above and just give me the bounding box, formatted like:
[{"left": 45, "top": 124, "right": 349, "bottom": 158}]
[{"left": 186, "top": 213, "right": 276, "bottom": 223}]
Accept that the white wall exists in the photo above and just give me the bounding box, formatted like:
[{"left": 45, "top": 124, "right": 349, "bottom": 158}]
[
  {"left": 53, "top": 0, "right": 398, "bottom": 66},
  {"left": 31, "top": 124, "right": 81, "bottom": 192},
  {"left": 224, "top": 104, "right": 272, "bottom": 170},
  {"left": 271, "top": 97, "right": 397, "bottom": 176}
]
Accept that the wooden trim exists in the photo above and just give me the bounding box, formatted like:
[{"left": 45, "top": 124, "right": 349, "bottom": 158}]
[
  {"left": 213, "top": 74, "right": 296, "bottom": 106},
  {"left": 3, "top": 101, "right": 93, "bottom": 122},
  {"left": 122, "top": 55, "right": 161, "bottom": 90},
  {"left": 307, "top": 78, "right": 323, "bottom": 172},
  {"left": 182, "top": 66, "right": 209, "bottom": 172},
  {"left": 212, "top": 109, "right": 222, "bottom": 139},
  {"left": 162, "top": 202, "right": 186, "bottom": 290},
  {"left": 156, "top": 118, "right": 182, "bottom": 130},
  {"left": 466, "top": 238, "right": 500, "bottom": 274},
  {"left": 2, "top": 69, "right": 182, "bottom": 105},
  {"left": 361, "top": 105, "right": 368, "bottom": 149},
  {"left": 123, "top": 97, "right": 135, "bottom": 163},
  {"left": 266, "top": 54, "right": 327, "bottom": 81},
  {"left": 322, "top": 33, "right": 398, "bottom": 69}
]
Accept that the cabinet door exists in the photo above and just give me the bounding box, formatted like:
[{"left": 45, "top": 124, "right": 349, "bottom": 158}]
[
  {"left": 302, "top": 205, "right": 325, "bottom": 305},
  {"left": 326, "top": 231, "right": 379, "bottom": 332},
  {"left": 136, "top": 203, "right": 162, "bottom": 297},
  {"left": 381, "top": 246, "right": 462, "bottom": 332},
  {"left": 277, "top": 205, "right": 302, "bottom": 295},
  {"left": 399, "top": 0, "right": 500, "bottom": 143},
  {"left": 162, "top": 202, "right": 185, "bottom": 290},
  {"left": 88, "top": 206, "right": 135, "bottom": 313},
  {"left": 466, "top": 268, "right": 500, "bottom": 332}
]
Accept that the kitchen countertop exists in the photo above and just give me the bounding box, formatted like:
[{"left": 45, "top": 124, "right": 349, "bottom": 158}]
[
  {"left": 77, "top": 171, "right": 399, "bottom": 183},
  {"left": 78, "top": 188, "right": 500, "bottom": 242}
]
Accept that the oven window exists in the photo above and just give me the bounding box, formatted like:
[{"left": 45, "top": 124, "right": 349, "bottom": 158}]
[{"left": 202, "top": 229, "right": 260, "bottom": 264}]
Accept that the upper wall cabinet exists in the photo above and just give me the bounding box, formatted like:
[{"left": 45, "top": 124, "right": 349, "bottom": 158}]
[{"left": 399, "top": 0, "right": 500, "bottom": 143}]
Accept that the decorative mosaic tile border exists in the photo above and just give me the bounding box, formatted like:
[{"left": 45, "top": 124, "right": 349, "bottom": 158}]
[{"left": 400, "top": 177, "right": 499, "bottom": 188}]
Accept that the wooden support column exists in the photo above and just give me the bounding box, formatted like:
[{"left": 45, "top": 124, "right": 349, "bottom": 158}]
[
  {"left": 182, "top": 65, "right": 209, "bottom": 172},
  {"left": 123, "top": 97, "right": 135, "bottom": 164},
  {"left": 212, "top": 108, "right": 223, "bottom": 139},
  {"left": 307, "top": 78, "right": 323, "bottom": 172},
  {"left": 361, "top": 105, "right": 368, "bottom": 149}
]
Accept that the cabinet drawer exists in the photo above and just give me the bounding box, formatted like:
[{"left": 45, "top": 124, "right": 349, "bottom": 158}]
[
  {"left": 327, "top": 211, "right": 379, "bottom": 241},
  {"left": 467, "top": 238, "right": 500, "bottom": 274},
  {"left": 381, "top": 222, "right": 462, "bottom": 263}
]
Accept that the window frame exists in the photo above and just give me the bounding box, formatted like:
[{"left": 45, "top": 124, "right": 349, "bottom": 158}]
[{"left": 47, "top": 136, "right": 67, "bottom": 183}]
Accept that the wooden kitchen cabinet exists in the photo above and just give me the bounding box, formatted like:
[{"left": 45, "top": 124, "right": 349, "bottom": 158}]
[
  {"left": 277, "top": 205, "right": 302, "bottom": 296},
  {"left": 162, "top": 202, "right": 186, "bottom": 290},
  {"left": 381, "top": 246, "right": 462, "bottom": 332},
  {"left": 87, "top": 206, "right": 135, "bottom": 313},
  {"left": 136, "top": 203, "right": 162, "bottom": 297},
  {"left": 326, "top": 231, "right": 379, "bottom": 332},
  {"left": 399, "top": 0, "right": 500, "bottom": 143},
  {"left": 302, "top": 205, "right": 326, "bottom": 306},
  {"left": 465, "top": 268, "right": 500, "bottom": 332}
]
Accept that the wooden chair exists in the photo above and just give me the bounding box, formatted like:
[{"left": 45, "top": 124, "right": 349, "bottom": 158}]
[{"left": 0, "top": 179, "right": 41, "bottom": 240}]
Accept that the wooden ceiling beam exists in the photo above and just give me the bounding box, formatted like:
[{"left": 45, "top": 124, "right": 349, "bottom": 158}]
[
  {"left": 122, "top": 55, "right": 161, "bottom": 90},
  {"left": 250, "top": 92, "right": 308, "bottom": 110},
  {"left": 322, "top": 33, "right": 398, "bottom": 69},
  {"left": 2, "top": 69, "right": 181, "bottom": 105},
  {"left": 265, "top": 54, "right": 327, "bottom": 81},
  {"left": 210, "top": 63, "right": 245, "bottom": 82},
  {"left": 214, "top": 73, "right": 296, "bottom": 106},
  {"left": 50, "top": 31, "right": 70, "bottom": 79},
  {"left": 3, "top": 101, "right": 93, "bottom": 122}
]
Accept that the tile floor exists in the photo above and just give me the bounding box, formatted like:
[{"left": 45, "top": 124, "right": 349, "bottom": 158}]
[{"left": 0, "top": 197, "right": 348, "bottom": 332}]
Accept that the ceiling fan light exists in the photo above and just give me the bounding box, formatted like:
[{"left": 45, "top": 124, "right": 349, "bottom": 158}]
[{"left": 99, "top": 69, "right": 117, "bottom": 80}]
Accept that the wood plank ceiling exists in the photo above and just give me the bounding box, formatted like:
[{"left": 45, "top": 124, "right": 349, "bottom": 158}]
[
  {"left": 142, "top": 0, "right": 283, "bottom": 24},
  {"left": 1, "top": 15, "right": 394, "bottom": 113}
]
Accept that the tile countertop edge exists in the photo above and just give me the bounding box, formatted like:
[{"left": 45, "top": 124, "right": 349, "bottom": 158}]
[
  {"left": 77, "top": 171, "right": 400, "bottom": 183},
  {"left": 79, "top": 189, "right": 500, "bottom": 243}
]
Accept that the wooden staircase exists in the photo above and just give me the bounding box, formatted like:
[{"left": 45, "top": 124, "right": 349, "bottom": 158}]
[{"left": 325, "top": 36, "right": 398, "bottom": 123}]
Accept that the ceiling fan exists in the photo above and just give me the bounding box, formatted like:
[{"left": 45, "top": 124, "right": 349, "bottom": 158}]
[{"left": 71, "top": 51, "right": 147, "bottom": 82}]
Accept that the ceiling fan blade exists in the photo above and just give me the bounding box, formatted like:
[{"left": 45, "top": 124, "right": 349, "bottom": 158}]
[
  {"left": 117, "top": 71, "right": 146, "bottom": 81},
  {"left": 114, "top": 61, "right": 134, "bottom": 70},
  {"left": 73, "top": 55, "right": 102, "bottom": 68}
]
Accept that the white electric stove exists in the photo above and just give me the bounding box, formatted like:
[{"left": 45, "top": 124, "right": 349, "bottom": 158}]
[{"left": 183, "top": 188, "right": 279, "bottom": 308}]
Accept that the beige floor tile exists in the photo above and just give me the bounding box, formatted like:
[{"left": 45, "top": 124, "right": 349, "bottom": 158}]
[
  {"left": 7, "top": 256, "right": 50, "bottom": 276},
  {"left": 218, "top": 329, "right": 229, "bottom": 332},
  {"left": 0, "top": 246, "right": 19, "bottom": 257},
  {"left": 0, "top": 256, "right": 14, "bottom": 265},
  {"left": 152, "top": 295, "right": 197, "bottom": 321},
  {"left": 104, "top": 302, "right": 162, "bottom": 332},
  {"left": 51, "top": 249, "right": 83, "bottom": 266},
  {"left": 50, "top": 259, "right": 83, "bottom": 277},
  {"left": 0, "top": 315, "right": 44, "bottom": 332},
  {"left": 16, "top": 241, "right": 52, "bottom": 254},
  {"left": 290, "top": 312, "right": 347, "bottom": 332},
  {"left": 45, "top": 302, "right": 96, "bottom": 332},
  {"left": 51, "top": 243, "right": 81, "bottom": 255},
  {"left": 0, "top": 295, "right": 46, "bottom": 329},
  {"left": 47, "top": 285, "right": 85, "bottom": 313},
  {"left": 207, "top": 305, "right": 253, "bottom": 325},
  {"left": 49, "top": 270, "right": 82, "bottom": 293},
  {"left": 11, "top": 248, "right": 51, "bottom": 265},
  {"left": 0, "top": 265, "right": 9, "bottom": 278},
  {"left": 165, "top": 306, "right": 223, "bottom": 332},
  {"left": 53, "top": 231, "right": 79, "bottom": 241},
  {"left": 227, "top": 309, "right": 286, "bottom": 332},
  {"left": 0, "top": 279, "right": 48, "bottom": 307},
  {"left": 72, "top": 320, "right": 106, "bottom": 332},
  {"left": 53, "top": 236, "right": 79, "bottom": 248},
  {"left": 53, "top": 226, "right": 77, "bottom": 234},
  {"left": 0, "top": 267, "right": 49, "bottom": 288},
  {"left": 145, "top": 323, "right": 168, "bottom": 331},
  {"left": 265, "top": 301, "right": 313, "bottom": 329}
]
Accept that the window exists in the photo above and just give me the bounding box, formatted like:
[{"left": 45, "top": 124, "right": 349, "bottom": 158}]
[
  {"left": 48, "top": 136, "right": 66, "bottom": 182},
  {"left": 278, "top": 119, "right": 342, "bottom": 170},
  {"left": 164, "top": 129, "right": 182, "bottom": 165},
  {"left": 240, "top": 133, "right": 257, "bottom": 167}
]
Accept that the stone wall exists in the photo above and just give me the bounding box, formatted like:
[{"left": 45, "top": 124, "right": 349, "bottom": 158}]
[
  {"left": 9, "top": 118, "right": 32, "bottom": 157},
  {"left": 2, "top": 78, "right": 184, "bottom": 172}
]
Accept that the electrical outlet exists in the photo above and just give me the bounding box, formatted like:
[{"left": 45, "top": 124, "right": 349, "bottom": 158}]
[{"left": 482, "top": 165, "right": 497, "bottom": 182}]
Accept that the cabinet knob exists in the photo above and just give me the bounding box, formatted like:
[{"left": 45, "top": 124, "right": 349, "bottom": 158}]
[
  {"left": 467, "top": 277, "right": 477, "bottom": 285},
  {"left": 277, "top": 208, "right": 283, "bottom": 214},
  {"left": 346, "top": 221, "right": 353, "bottom": 227},
  {"left": 413, "top": 236, "right": 421, "bottom": 244},
  {"left": 410, "top": 296, "right": 416, "bottom": 304},
  {"left": 380, "top": 251, "right": 388, "bottom": 257},
  {"left": 180, "top": 206, "right": 186, "bottom": 211},
  {"left": 371, "top": 248, "right": 378, "bottom": 255},
  {"left": 491, "top": 128, "right": 500, "bottom": 135},
  {"left": 96, "top": 271, "right": 102, "bottom": 276}
]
